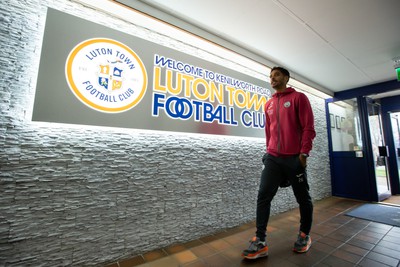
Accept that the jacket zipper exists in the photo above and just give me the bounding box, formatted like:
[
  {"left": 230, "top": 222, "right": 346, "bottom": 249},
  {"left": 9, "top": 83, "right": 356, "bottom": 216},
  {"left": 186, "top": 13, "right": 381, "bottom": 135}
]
[{"left": 277, "top": 95, "right": 281, "bottom": 153}]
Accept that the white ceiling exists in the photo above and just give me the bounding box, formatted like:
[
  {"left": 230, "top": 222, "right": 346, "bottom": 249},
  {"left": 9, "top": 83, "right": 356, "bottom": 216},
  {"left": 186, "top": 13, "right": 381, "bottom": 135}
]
[{"left": 119, "top": 0, "right": 400, "bottom": 96}]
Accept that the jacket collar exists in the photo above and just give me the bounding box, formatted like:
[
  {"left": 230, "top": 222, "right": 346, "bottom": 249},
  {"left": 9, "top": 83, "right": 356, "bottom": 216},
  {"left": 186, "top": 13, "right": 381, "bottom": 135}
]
[{"left": 273, "top": 87, "right": 295, "bottom": 97}]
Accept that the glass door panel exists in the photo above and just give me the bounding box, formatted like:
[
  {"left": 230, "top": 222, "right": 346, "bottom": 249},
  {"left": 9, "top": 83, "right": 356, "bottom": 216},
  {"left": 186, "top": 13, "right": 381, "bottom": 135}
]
[
  {"left": 328, "top": 99, "right": 362, "bottom": 152},
  {"left": 368, "top": 101, "right": 390, "bottom": 197}
]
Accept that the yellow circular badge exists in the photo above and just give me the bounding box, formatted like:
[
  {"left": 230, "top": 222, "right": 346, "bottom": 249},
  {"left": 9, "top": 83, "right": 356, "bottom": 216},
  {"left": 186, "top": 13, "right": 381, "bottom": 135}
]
[{"left": 65, "top": 38, "right": 147, "bottom": 113}]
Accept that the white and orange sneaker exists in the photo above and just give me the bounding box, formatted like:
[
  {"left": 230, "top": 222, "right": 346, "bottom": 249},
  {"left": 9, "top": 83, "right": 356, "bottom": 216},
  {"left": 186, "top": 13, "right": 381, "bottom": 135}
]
[
  {"left": 293, "top": 231, "right": 312, "bottom": 253},
  {"left": 242, "top": 237, "right": 268, "bottom": 259}
]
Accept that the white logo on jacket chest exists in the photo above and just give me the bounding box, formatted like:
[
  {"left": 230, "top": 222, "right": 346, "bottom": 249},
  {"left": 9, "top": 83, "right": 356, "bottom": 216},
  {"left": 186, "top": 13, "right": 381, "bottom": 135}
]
[{"left": 284, "top": 101, "right": 291, "bottom": 108}]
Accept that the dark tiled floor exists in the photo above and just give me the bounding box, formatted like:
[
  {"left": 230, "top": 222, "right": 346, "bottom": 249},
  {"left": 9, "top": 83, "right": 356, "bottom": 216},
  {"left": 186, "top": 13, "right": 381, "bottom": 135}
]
[{"left": 105, "top": 196, "right": 400, "bottom": 267}]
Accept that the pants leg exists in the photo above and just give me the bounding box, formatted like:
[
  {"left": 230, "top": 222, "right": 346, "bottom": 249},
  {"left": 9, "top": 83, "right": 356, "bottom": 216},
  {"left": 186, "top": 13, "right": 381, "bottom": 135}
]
[
  {"left": 255, "top": 154, "right": 283, "bottom": 241},
  {"left": 287, "top": 157, "right": 313, "bottom": 235}
]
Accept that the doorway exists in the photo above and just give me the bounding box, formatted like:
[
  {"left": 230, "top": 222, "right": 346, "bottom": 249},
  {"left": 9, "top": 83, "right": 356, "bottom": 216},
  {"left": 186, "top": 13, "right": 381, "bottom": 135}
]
[
  {"left": 390, "top": 112, "right": 400, "bottom": 183},
  {"left": 327, "top": 95, "right": 400, "bottom": 202},
  {"left": 327, "top": 98, "right": 376, "bottom": 201},
  {"left": 367, "top": 101, "right": 391, "bottom": 200}
]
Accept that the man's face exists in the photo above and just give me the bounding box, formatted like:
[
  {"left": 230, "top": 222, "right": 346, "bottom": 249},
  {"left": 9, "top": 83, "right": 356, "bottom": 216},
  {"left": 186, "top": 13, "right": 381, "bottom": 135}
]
[{"left": 269, "top": 70, "right": 288, "bottom": 90}]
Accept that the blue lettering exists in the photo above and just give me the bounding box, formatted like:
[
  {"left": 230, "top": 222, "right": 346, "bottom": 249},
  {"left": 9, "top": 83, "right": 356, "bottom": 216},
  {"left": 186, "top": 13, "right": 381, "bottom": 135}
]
[
  {"left": 166, "top": 96, "right": 192, "bottom": 119},
  {"left": 203, "top": 102, "right": 214, "bottom": 122},
  {"left": 192, "top": 100, "right": 203, "bottom": 121},
  {"left": 241, "top": 110, "right": 265, "bottom": 128},
  {"left": 152, "top": 93, "right": 240, "bottom": 126},
  {"left": 152, "top": 93, "right": 166, "bottom": 116}
]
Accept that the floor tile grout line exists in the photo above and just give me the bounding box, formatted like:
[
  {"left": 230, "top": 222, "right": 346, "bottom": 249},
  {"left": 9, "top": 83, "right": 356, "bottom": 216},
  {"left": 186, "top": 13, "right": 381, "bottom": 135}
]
[
  {"left": 313, "top": 217, "right": 400, "bottom": 267},
  {"left": 143, "top": 235, "right": 245, "bottom": 266},
  {"left": 312, "top": 202, "right": 365, "bottom": 241},
  {"left": 313, "top": 201, "right": 364, "bottom": 226},
  {"left": 355, "top": 225, "right": 399, "bottom": 266},
  {"left": 312, "top": 218, "right": 373, "bottom": 266}
]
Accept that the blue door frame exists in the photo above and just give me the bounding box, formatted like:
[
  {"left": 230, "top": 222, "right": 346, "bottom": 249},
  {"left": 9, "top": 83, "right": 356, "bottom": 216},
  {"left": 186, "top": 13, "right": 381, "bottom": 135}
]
[
  {"left": 381, "top": 96, "right": 400, "bottom": 194},
  {"left": 326, "top": 80, "right": 400, "bottom": 201}
]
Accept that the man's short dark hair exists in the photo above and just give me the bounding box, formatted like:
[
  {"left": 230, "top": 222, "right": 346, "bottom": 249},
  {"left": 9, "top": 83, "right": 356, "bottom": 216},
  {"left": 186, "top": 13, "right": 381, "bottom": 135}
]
[{"left": 271, "top": 66, "right": 290, "bottom": 79}]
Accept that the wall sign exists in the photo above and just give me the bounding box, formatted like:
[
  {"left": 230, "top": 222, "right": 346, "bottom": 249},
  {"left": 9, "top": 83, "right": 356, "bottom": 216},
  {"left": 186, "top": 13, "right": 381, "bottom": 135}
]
[{"left": 33, "top": 8, "right": 271, "bottom": 138}]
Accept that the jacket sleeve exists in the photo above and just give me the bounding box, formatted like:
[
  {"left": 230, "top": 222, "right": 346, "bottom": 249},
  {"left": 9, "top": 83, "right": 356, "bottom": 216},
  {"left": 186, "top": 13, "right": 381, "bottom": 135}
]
[{"left": 297, "top": 93, "right": 316, "bottom": 155}]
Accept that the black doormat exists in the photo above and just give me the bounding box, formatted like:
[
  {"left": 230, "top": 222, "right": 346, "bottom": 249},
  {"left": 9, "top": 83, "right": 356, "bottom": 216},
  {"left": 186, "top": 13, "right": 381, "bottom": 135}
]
[{"left": 346, "top": 203, "right": 400, "bottom": 227}]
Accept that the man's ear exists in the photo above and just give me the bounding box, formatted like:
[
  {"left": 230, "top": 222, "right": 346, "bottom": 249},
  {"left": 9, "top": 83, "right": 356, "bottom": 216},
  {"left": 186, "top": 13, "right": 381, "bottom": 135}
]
[{"left": 285, "top": 76, "right": 290, "bottom": 84}]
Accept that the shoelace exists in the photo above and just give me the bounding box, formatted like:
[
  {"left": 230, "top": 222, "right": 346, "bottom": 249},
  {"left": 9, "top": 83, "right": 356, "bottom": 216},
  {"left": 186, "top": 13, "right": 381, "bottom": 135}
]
[
  {"left": 296, "top": 234, "right": 308, "bottom": 245},
  {"left": 248, "top": 239, "right": 265, "bottom": 250}
]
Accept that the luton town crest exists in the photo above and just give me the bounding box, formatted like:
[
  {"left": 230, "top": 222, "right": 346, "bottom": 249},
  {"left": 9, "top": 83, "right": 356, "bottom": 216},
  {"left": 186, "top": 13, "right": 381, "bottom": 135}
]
[
  {"left": 98, "top": 61, "right": 124, "bottom": 91},
  {"left": 65, "top": 38, "right": 147, "bottom": 113}
]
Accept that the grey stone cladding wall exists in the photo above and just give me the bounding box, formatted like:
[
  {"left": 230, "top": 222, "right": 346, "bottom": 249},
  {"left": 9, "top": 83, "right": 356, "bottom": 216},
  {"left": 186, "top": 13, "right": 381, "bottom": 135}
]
[{"left": 0, "top": 0, "right": 331, "bottom": 266}]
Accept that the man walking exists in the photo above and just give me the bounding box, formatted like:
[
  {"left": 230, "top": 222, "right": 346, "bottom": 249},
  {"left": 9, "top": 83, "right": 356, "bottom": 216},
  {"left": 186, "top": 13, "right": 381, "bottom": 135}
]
[{"left": 242, "top": 66, "right": 316, "bottom": 259}]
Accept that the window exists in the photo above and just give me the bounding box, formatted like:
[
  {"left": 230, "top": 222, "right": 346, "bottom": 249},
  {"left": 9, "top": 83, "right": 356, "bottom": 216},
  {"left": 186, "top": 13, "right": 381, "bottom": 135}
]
[{"left": 328, "top": 99, "right": 363, "bottom": 151}]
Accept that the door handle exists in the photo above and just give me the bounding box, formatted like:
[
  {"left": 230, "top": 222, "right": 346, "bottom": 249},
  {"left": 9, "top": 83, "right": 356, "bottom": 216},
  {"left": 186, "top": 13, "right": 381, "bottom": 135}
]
[{"left": 378, "top": 146, "right": 389, "bottom": 157}]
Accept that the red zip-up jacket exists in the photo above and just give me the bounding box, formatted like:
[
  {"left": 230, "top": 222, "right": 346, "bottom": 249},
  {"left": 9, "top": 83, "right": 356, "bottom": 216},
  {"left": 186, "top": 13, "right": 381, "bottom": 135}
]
[{"left": 264, "top": 87, "right": 316, "bottom": 157}]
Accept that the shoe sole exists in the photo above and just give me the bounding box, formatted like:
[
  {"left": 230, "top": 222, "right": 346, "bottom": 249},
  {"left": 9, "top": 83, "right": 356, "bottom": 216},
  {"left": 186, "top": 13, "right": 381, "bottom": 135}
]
[
  {"left": 242, "top": 249, "right": 268, "bottom": 259},
  {"left": 293, "top": 237, "right": 312, "bottom": 253},
  {"left": 293, "top": 243, "right": 311, "bottom": 253}
]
